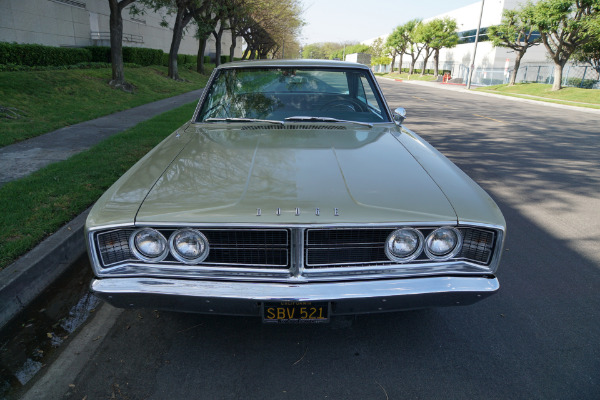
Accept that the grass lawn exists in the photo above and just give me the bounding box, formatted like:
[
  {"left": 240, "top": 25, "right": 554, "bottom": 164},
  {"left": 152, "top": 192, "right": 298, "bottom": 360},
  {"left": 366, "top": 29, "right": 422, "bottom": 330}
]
[
  {"left": 474, "top": 83, "right": 600, "bottom": 109},
  {"left": 0, "top": 65, "right": 211, "bottom": 147},
  {"left": 0, "top": 102, "right": 197, "bottom": 270},
  {"left": 375, "top": 72, "right": 438, "bottom": 82}
]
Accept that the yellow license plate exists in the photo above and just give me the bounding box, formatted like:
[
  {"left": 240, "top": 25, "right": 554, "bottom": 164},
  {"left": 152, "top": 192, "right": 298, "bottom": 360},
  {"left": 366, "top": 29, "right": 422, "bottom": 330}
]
[{"left": 263, "top": 301, "right": 330, "bottom": 323}]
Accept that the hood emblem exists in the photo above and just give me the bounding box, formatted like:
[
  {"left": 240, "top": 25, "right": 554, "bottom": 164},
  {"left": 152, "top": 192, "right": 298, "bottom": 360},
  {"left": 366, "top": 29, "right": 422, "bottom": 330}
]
[{"left": 256, "top": 208, "right": 340, "bottom": 217}]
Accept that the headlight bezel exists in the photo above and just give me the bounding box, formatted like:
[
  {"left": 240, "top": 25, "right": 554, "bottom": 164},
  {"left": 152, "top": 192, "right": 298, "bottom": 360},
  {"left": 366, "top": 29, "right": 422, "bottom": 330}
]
[
  {"left": 424, "top": 227, "right": 463, "bottom": 261},
  {"left": 384, "top": 228, "right": 425, "bottom": 263},
  {"left": 129, "top": 228, "right": 169, "bottom": 263},
  {"left": 168, "top": 228, "right": 210, "bottom": 264}
]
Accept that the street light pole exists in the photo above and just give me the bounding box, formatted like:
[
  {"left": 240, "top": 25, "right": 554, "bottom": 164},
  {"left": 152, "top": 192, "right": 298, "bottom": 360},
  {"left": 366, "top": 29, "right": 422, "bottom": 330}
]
[{"left": 466, "top": 0, "right": 485, "bottom": 89}]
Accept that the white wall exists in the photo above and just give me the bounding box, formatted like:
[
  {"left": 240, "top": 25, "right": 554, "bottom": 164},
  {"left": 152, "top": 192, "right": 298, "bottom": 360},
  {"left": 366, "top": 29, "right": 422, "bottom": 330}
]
[{"left": 0, "top": 0, "right": 242, "bottom": 59}]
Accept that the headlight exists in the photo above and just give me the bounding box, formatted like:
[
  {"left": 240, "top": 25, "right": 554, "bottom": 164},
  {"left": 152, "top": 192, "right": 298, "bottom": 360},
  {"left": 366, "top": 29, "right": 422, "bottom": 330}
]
[
  {"left": 385, "top": 228, "right": 424, "bottom": 262},
  {"left": 169, "top": 229, "right": 209, "bottom": 264},
  {"left": 130, "top": 228, "right": 169, "bottom": 262},
  {"left": 425, "top": 227, "right": 462, "bottom": 260}
]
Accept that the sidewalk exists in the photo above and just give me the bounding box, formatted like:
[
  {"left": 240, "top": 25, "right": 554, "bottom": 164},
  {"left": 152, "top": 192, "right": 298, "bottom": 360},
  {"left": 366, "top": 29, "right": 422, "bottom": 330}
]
[
  {"left": 383, "top": 78, "right": 600, "bottom": 115},
  {"left": 0, "top": 89, "right": 204, "bottom": 328},
  {"left": 0, "top": 88, "right": 204, "bottom": 187}
]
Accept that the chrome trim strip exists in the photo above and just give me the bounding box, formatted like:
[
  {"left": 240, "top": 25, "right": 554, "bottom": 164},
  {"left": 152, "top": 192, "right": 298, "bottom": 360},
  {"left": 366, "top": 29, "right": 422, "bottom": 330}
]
[
  {"left": 192, "top": 69, "right": 218, "bottom": 122},
  {"left": 124, "top": 221, "right": 460, "bottom": 229},
  {"left": 91, "top": 277, "right": 500, "bottom": 306}
]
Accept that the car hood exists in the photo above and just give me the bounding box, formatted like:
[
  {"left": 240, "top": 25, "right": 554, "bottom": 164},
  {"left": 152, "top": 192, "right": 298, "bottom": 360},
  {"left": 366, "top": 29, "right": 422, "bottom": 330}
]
[{"left": 134, "top": 124, "right": 457, "bottom": 225}]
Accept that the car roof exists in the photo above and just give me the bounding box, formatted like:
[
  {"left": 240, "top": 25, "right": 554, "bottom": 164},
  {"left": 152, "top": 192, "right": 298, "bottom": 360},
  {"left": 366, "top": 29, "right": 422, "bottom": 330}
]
[{"left": 217, "top": 59, "right": 371, "bottom": 70}]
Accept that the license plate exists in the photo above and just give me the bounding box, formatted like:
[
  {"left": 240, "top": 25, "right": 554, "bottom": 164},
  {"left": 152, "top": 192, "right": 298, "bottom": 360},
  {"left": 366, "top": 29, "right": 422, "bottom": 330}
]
[{"left": 262, "top": 301, "right": 330, "bottom": 323}]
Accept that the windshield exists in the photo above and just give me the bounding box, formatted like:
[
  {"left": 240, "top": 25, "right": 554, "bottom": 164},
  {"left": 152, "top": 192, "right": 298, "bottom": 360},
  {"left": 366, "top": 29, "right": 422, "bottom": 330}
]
[{"left": 196, "top": 67, "right": 390, "bottom": 123}]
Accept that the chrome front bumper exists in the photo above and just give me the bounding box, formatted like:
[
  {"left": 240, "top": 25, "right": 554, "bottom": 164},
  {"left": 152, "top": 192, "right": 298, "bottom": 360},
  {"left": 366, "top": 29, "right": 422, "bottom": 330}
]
[{"left": 91, "top": 276, "right": 499, "bottom": 316}]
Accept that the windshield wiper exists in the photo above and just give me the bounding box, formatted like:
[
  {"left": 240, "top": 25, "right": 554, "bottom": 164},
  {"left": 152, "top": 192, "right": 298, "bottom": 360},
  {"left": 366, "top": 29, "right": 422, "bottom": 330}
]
[
  {"left": 284, "top": 116, "right": 373, "bottom": 128},
  {"left": 204, "top": 117, "right": 284, "bottom": 125}
]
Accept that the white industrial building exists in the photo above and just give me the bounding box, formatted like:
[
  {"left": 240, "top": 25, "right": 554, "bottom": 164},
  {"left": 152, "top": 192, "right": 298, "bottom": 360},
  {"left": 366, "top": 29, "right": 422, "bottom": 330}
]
[
  {"left": 365, "top": 0, "right": 595, "bottom": 86},
  {"left": 0, "top": 0, "right": 242, "bottom": 59}
]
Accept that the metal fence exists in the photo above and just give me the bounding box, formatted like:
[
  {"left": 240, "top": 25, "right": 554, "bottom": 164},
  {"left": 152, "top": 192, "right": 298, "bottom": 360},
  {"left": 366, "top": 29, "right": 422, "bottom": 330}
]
[{"left": 374, "top": 60, "right": 600, "bottom": 89}]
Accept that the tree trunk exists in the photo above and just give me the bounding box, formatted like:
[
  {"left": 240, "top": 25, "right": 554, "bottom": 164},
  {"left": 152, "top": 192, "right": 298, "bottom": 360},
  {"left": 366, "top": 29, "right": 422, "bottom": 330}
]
[
  {"left": 390, "top": 52, "right": 396, "bottom": 73},
  {"left": 196, "top": 38, "right": 207, "bottom": 74},
  {"left": 398, "top": 53, "right": 404, "bottom": 73},
  {"left": 433, "top": 49, "right": 440, "bottom": 78},
  {"left": 509, "top": 50, "right": 525, "bottom": 86},
  {"left": 213, "top": 23, "right": 225, "bottom": 66},
  {"left": 168, "top": 4, "right": 193, "bottom": 80},
  {"left": 552, "top": 62, "right": 564, "bottom": 91},
  {"left": 421, "top": 53, "right": 430, "bottom": 76},
  {"left": 409, "top": 57, "right": 417, "bottom": 75},
  {"left": 229, "top": 32, "right": 236, "bottom": 62},
  {"left": 242, "top": 47, "right": 250, "bottom": 60},
  {"left": 108, "top": 0, "right": 135, "bottom": 90}
]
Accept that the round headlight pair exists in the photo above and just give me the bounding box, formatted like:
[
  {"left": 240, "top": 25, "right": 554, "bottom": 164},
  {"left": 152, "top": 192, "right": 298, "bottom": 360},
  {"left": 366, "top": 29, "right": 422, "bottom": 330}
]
[
  {"left": 130, "top": 228, "right": 209, "bottom": 264},
  {"left": 385, "top": 227, "right": 462, "bottom": 262}
]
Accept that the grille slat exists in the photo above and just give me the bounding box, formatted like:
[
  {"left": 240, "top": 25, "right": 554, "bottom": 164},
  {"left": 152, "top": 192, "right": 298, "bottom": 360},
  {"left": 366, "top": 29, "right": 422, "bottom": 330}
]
[{"left": 241, "top": 125, "right": 346, "bottom": 130}]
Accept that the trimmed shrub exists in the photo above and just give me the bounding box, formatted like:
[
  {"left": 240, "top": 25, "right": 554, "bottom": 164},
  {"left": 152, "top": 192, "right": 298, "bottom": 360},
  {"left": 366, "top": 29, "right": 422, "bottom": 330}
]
[
  {"left": 0, "top": 42, "right": 91, "bottom": 66},
  {"left": 220, "top": 55, "right": 230, "bottom": 64},
  {"left": 85, "top": 46, "right": 111, "bottom": 63},
  {"left": 122, "top": 47, "right": 163, "bottom": 66}
]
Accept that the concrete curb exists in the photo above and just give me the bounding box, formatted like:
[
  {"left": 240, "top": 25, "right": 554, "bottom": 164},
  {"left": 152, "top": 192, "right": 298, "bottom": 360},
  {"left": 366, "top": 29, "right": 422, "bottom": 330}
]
[
  {"left": 380, "top": 77, "right": 600, "bottom": 115},
  {"left": 0, "top": 208, "right": 90, "bottom": 329}
]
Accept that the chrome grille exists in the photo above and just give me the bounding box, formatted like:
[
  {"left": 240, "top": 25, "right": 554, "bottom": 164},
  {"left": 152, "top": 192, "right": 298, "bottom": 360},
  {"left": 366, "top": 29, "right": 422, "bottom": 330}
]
[
  {"left": 305, "top": 228, "right": 394, "bottom": 268},
  {"left": 305, "top": 227, "right": 496, "bottom": 268},
  {"left": 97, "top": 229, "right": 135, "bottom": 266},
  {"left": 458, "top": 228, "right": 495, "bottom": 265},
  {"left": 95, "top": 228, "right": 289, "bottom": 269}
]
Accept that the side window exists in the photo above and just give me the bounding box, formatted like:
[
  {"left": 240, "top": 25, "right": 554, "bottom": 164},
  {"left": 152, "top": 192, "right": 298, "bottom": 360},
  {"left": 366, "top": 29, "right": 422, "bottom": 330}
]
[{"left": 359, "top": 76, "right": 383, "bottom": 114}]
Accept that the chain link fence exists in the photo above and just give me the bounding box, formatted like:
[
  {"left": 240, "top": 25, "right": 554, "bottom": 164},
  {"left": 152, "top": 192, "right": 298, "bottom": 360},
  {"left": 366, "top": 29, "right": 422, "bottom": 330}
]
[{"left": 374, "top": 60, "right": 600, "bottom": 89}]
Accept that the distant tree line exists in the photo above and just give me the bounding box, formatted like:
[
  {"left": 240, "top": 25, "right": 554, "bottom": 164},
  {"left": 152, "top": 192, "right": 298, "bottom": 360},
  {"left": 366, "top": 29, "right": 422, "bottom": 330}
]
[{"left": 107, "top": 0, "right": 304, "bottom": 90}]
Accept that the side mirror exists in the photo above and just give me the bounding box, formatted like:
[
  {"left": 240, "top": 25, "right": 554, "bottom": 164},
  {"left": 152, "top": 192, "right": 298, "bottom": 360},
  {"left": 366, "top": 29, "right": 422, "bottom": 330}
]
[{"left": 393, "top": 107, "right": 407, "bottom": 125}]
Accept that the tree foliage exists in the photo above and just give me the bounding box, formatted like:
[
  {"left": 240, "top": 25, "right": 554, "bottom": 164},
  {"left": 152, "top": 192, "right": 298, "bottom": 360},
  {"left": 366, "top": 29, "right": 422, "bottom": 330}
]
[
  {"left": 301, "top": 42, "right": 369, "bottom": 60},
  {"left": 385, "top": 26, "right": 409, "bottom": 72},
  {"left": 423, "top": 17, "right": 458, "bottom": 77},
  {"left": 530, "top": 0, "right": 600, "bottom": 90},
  {"left": 488, "top": 7, "right": 541, "bottom": 85}
]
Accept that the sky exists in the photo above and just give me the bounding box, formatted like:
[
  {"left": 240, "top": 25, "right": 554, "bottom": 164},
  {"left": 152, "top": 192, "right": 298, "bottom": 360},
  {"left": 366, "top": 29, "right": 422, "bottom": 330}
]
[{"left": 300, "top": 0, "right": 479, "bottom": 45}]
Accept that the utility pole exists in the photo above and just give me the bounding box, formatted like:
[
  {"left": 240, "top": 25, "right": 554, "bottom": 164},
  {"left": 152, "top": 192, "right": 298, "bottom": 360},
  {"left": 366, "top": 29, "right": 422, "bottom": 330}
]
[{"left": 466, "top": 0, "right": 485, "bottom": 89}]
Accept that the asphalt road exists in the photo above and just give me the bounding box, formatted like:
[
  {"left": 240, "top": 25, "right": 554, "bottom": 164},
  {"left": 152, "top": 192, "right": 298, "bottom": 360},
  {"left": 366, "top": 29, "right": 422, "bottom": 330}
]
[{"left": 22, "top": 81, "right": 600, "bottom": 400}]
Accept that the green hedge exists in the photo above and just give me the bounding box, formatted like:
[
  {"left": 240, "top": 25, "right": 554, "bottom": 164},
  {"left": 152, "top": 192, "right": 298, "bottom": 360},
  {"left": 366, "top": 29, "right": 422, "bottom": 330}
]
[
  {"left": 0, "top": 42, "right": 91, "bottom": 66},
  {"left": 0, "top": 42, "right": 197, "bottom": 68}
]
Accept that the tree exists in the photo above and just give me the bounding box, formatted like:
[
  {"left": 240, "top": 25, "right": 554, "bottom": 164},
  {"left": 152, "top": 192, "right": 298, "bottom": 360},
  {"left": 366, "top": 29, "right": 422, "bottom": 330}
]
[
  {"left": 193, "top": 2, "right": 216, "bottom": 73},
  {"left": 108, "top": 0, "right": 137, "bottom": 91},
  {"left": 415, "top": 21, "right": 437, "bottom": 76},
  {"left": 239, "top": 0, "right": 303, "bottom": 59},
  {"left": 403, "top": 19, "right": 424, "bottom": 75},
  {"left": 427, "top": 17, "right": 459, "bottom": 78},
  {"left": 573, "top": 34, "right": 600, "bottom": 79},
  {"left": 138, "top": 0, "right": 208, "bottom": 80},
  {"left": 488, "top": 7, "right": 541, "bottom": 85},
  {"left": 531, "top": 0, "right": 600, "bottom": 90},
  {"left": 386, "top": 26, "right": 408, "bottom": 72}
]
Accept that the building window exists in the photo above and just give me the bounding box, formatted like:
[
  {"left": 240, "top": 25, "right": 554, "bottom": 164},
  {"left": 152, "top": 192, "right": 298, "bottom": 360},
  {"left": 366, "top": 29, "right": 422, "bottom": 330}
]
[
  {"left": 457, "top": 27, "right": 490, "bottom": 44},
  {"left": 48, "top": 0, "right": 86, "bottom": 9}
]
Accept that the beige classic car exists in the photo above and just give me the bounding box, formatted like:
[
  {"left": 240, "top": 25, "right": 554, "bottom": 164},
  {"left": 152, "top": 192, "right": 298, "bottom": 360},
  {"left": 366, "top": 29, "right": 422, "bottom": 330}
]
[{"left": 86, "top": 60, "right": 505, "bottom": 323}]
